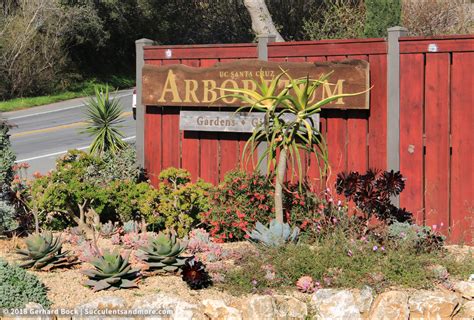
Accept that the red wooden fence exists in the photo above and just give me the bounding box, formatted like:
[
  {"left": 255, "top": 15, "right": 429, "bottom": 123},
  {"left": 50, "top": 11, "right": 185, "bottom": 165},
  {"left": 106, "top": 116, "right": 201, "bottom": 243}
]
[{"left": 142, "top": 36, "right": 474, "bottom": 243}]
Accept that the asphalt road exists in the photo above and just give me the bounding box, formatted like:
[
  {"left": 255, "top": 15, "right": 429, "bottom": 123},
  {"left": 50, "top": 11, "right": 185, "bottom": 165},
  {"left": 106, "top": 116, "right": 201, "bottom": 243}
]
[{"left": 2, "top": 89, "right": 135, "bottom": 176}]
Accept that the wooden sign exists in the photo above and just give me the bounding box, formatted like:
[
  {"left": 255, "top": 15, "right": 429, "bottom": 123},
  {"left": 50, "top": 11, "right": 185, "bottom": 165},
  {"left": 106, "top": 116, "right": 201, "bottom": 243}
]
[
  {"left": 180, "top": 111, "right": 319, "bottom": 133},
  {"left": 142, "top": 59, "right": 369, "bottom": 110}
]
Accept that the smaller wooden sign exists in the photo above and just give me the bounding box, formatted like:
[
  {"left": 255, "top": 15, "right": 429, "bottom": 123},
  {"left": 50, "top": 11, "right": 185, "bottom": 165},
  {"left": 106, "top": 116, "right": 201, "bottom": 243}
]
[{"left": 179, "top": 111, "right": 319, "bottom": 133}]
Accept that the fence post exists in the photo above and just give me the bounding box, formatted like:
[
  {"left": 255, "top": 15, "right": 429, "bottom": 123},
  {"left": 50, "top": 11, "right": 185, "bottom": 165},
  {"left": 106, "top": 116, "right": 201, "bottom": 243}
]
[
  {"left": 256, "top": 35, "right": 276, "bottom": 174},
  {"left": 387, "top": 27, "right": 407, "bottom": 206},
  {"left": 135, "top": 38, "right": 154, "bottom": 168}
]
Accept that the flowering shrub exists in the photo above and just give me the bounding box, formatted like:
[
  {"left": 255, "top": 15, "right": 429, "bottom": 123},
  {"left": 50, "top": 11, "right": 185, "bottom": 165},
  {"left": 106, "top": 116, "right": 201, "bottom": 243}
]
[
  {"left": 201, "top": 170, "right": 274, "bottom": 242},
  {"left": 202, "top": 170, "right": 327, "bottom": 242}
]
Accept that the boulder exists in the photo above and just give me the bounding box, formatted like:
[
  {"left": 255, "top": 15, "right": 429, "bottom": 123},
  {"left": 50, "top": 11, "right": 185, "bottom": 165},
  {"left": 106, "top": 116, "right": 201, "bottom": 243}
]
[
  {"left": 3, "top": 302, "right": 53, "bottom": 320},
  {"left": 74, "top": 296, "right": 128, "bottom": 320},
  {"left": 131, "top": 294, "right": 204, "bottom": 320},
  {"left": 201, "top": 299, "right": 242, "bottom": 320},
  {"left": 311, "top": 289, "right": 361, "bottom": 319},
  {"left": 408, "top": 290, "right": 461, "bottom": 319},
  {"left": 453, "top": 300, "right": 474, "bottom": 319},
  {"left": 273, "top": 295, "right": 308, "bottom": 319},
  {"left": 453, "top": 281, "right": 474, "bottom": 300},
  {"left": 353, "top": 286, "right": 374, "bottom": 314},
  {"left": 368, "top": 291, "right": 409, "bottom": 320},
  {"left": 239, "top": 295, "right": 276, "bottom": 320}
]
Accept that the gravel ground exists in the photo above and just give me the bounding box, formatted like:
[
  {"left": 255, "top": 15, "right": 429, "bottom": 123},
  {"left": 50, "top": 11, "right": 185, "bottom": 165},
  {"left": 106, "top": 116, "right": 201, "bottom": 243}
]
[
  {"left": 0, "top": 236, "right": 254, "bottom": 309},
  {"left": 1, "top": 236, "right": 472, "bottom": 309}
]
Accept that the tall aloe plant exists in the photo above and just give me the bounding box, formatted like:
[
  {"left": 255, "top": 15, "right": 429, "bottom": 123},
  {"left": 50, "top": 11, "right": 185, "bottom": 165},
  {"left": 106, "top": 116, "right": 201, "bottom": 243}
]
[
  {"left": 82, "top": 85, "right": 126, "bottom": 156},
  {"left": 222, "top": 71, "right": 368, "bottom": 223}
]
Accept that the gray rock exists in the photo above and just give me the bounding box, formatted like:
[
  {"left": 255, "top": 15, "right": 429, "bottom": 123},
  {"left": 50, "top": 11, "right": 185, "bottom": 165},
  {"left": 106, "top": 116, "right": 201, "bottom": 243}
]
[
  {"left": 239, "top": 295, "right": 276, "bottom": 320},
  {"left": 274, "top": 295, "right": 308, "bottom": 320},
  {"left": 311, "top": 289, "right": 361, "bottom": 319},
  {"left": 353, "top": 285, "right": 374, "bottom": 314},
  {"left": 74, "top": 296, "right": 128, "bottom": 320},
  {"left": 131, "top": 293, "right": 204, "bottom": 320}
]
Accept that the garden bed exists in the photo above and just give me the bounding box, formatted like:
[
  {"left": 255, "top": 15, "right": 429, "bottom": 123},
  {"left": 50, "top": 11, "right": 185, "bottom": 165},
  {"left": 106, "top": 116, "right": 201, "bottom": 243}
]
[{"left": 1, "top": 236, "right": 473, "bottom": 319}]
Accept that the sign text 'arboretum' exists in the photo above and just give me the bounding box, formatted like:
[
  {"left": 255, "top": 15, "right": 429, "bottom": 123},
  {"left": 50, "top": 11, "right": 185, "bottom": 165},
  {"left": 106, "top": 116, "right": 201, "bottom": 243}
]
[{"left": 142, "top": 60, "right": 370, "bottom": 110}]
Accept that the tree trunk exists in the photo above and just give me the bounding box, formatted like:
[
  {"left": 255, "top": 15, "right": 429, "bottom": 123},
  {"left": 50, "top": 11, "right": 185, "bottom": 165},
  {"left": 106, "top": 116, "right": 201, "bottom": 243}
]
[
  {"left": 274, "top": 147, "right": 287, "bottom": 223},
  {"left": 243, "top": 0, "right": 284, "bottom": 42}
]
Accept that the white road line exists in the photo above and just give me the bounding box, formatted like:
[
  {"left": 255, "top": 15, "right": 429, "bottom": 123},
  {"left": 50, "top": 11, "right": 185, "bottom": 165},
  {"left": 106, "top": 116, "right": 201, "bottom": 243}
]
[
  {"left": 15, "top": 136, "right": 136, "bottom": 163},
  {"left": 7, "top": 92, "right": 133, "bottom": 120}
]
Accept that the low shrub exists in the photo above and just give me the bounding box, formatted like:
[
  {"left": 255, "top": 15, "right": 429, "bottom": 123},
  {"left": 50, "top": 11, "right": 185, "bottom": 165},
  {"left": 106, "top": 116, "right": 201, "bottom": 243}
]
[
  {"left": 30, "top": 149, "right": 159, "bottom": 229},
  {"left": 0, "top": 259, "right": 51, "bottom": 308},
  {"left": 0, "top": 200, "right": 18, "bottom": 233},
  {"left": 156, "top": 168, "right": 212, "bottom": 237},
  {"left": 202, "top": 170, "right": 274, "bottom": 242},
  {"left": 222, "top": 230, "right": 470, "bottom": 295},
  {"left": 202, "top": 170, "right": 322, "bottom": 242}
]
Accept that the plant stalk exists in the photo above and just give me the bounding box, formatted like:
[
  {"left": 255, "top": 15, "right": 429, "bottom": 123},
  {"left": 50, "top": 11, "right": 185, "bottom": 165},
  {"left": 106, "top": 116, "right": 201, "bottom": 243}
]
[{"left": 275, "top": 147, "right": 287, "bottom": 223}]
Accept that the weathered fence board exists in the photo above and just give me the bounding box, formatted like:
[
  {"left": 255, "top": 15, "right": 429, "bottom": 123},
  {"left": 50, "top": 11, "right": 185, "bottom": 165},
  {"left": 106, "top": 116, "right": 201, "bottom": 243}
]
[{"left": 142, "top": 36, "right": 474, "bottom": 243}]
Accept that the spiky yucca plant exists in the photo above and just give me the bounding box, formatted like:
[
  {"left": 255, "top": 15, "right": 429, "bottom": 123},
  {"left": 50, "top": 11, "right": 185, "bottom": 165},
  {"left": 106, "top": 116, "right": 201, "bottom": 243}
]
[
  {"left": 82, "top": 85, "right": 126, "bottom": 156},
  {"left": 82, "top": 249, "right": 140, "bottom": 292},
  {"left": 16, "top": 232, "right": 79, "bottom": 271},
  {"left": 139, "top": 231, "right": 188, "bottom": 274}
]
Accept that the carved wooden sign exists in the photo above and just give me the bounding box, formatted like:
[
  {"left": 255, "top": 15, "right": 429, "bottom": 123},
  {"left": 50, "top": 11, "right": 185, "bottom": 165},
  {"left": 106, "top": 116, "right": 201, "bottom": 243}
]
[
  {"left": 142, "top": 59, "right": 370, "bottom": 110},
  {"left": 180, "top": 111, "right": 319, "bottom": 133}
]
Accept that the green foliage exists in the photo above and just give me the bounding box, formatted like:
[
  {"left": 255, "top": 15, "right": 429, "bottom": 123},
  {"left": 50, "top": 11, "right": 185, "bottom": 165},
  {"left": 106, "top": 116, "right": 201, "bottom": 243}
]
[
  {"left": 249, "top": 219, "right": 300, "bottom": 247},
  {"left": 202, "top": 170, "right": 322, "bottom": 242},
  {"left": 303, "top": 0, "right": 365, "bottom": 40},
  {"left": 83, "top": 85, "right": 127, "bottom": 156},
  {"left": 82, "top": 249, "right": 140, "bottom": 292},
  {"left": 202, "top": 170, "right": 274, "bottom": 242},
  {"left": 139, "top": 231, "right": 188, "bottom": 274},
  {"left": 388, "top": 222, "right": 445, "bottom": 253},
  {"left": 0, "top": 120, "right": 15, "bottom": 200},
  {"left": 222, "top": 230, "right": 468, "bottom": 295},
  {"left": 0, "top": 76, "right": 134, "bottom": 112},
  {"left": 224, "top": 70, "right": 367, "bottom": 222},
  {"left": 0, "top": 259, "right": 51, "bottom": 308},
  {"left": 16, "top": 232, "right": 79, "bottom": 271},
  {"left": 0, "top": 200, "right": 18, "bottom": 233},
  {"left": 30, "top": 149, "right": 157, "bottom": 229},
  {"left": 364, "top": 0, "right": 401, "bottom": 38},
  {"left": 156, "top": 168, "right": 212, "bottom": 237}
]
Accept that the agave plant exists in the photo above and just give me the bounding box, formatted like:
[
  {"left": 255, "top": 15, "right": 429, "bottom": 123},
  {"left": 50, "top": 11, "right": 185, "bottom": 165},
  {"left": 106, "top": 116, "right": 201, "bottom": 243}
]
[
  {"left": 82, "top": 249, "right": 140, "bottom": 292},
  {"left": 16, "top": 232, "right": 79, "bottom": 270},
  {"left": 248, "top": 219, "right": 300, "bottom": 247},
  {"left": 139, "top": 231, "right": 188, "bottom": 274},
  {"left": 82, "top": 85, "right": 126, "bottom": 156},
  {"left": 221, "top": 70, "right": 368, "bottom": 223}
]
